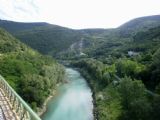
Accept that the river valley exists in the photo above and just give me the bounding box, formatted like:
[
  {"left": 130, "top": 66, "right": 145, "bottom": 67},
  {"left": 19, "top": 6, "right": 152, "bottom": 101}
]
[{"left": 41, "top": 68, "right": 94, "bottom": 120}]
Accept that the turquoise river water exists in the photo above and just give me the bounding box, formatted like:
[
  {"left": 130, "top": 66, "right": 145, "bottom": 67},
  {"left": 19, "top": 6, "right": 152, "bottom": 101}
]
[{"left": 41, "top": 68, "right": 94, "bottom": 120}]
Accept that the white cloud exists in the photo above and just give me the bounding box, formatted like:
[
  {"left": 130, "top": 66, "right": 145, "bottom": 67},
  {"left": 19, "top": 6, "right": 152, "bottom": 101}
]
[
  {"left": 0, "top": 0, "right": 39, "bottom": 21},
  {"left": 0, "top": 0, "right": 160, "bottom": 29}
]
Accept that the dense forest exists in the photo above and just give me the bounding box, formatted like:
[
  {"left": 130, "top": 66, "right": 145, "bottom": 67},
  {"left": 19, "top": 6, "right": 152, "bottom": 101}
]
[
  {"left": 0, "top": 15, "right": 160, "bottom": 120},
  {"left": 0, "top": 28, "right": 64, "bottom": 110},
  {"left": 0, "top": 20, "right": 85, "bottom": 56}
]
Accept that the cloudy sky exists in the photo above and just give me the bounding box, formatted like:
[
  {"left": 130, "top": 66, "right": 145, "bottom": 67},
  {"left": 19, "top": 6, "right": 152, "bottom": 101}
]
[{"left": 0, "top": 0, "right": 160, "bottom": 29}]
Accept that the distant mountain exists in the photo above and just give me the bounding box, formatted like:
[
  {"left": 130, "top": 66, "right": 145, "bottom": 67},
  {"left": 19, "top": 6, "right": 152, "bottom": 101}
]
[
  {"left": 0, "top": 20, "right": 49, "bottom": 33},
  {"left": 0, "top": 19, "right": 88, "bottom": 56},
  {"left": 118, "top": 15, "right": 160, "bottom": 37},
  {"left": 14, "top": 26, "right": 86, "bottom": 56},
  {"left": 81, "top": 15, "right": 160, "bottom": 59},
  {"left": 0, "top": 15, "right": 160, "bottom": 58},
  {"left": 119, "top": 15, "right": 160, "bottom": 30}
]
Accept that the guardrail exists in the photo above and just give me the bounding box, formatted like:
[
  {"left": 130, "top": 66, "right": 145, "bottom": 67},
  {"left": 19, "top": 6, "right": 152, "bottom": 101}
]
[{"left": 0, "top": 75, "right": 41, "bottom": 120}]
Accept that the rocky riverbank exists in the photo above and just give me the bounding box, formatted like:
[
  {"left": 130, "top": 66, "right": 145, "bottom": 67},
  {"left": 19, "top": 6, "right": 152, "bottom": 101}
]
[{"left": 37, "top": 83, "right": 61, "bottom": 117}]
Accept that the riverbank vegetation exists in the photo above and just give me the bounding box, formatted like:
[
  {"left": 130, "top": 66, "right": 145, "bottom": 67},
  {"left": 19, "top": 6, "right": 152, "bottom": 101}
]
[
  {"left": 0, "top": 28, "right": 65, "bottom": 110},
  {"left": 72, "top": 53, "right": 160, "bottom": 120},
  {"left": 72, "top": 25, "right": 160, "bottom": 120}
]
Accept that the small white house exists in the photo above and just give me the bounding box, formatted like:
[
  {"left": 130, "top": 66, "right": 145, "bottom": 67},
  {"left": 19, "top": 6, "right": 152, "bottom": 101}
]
[{"left": 128, "top": 51, "right": 139, "bottom": 56}]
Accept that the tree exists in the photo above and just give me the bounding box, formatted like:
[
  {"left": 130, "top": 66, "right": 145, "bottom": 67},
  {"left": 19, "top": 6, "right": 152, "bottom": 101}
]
[
  {"left": 117, "top": 76, "right": 151, "bottom": 120},
  {"left": 150, "top": 48, "right": 160, "bottom": 87},
  {"left": 116, "top": 59, "right": 145, "bottom": 79},
  {"left": 151, "top": 85, "right": 160, "bottom": 120}
]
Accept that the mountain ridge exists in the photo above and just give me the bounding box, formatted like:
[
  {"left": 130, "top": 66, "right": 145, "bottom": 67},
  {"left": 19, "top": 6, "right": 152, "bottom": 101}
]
[{"left": 0, "top": 15, "right": 160, "bottom": 58}]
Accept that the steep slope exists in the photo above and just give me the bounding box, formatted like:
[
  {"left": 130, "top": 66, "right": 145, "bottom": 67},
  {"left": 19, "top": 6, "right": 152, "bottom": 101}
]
[
  {"left": 0, "top": 28, "right": 64, "bottom": 110},
  {"left": 14, "top": 26, "right": 85, "bottom": 56},
  {"left": 0, "top": 20, "right": 90, "bottom": 57}
]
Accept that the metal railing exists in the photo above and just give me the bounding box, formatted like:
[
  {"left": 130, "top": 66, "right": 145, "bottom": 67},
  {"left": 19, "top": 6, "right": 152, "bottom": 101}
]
[{"left": 0, "top": 75, "right": 41, "bottom": 120}]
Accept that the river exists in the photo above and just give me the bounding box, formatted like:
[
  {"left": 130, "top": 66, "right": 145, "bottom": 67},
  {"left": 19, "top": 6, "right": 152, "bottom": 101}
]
[{"left": 41, "top": 68, "right": 94, "bottom": 120}]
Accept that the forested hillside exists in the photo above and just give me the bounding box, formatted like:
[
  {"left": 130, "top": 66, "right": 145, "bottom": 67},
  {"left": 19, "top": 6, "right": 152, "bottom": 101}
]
[
  {"left": 0, "top": 15, "right": 160, "bottom": 120},
  {"left": 0, "top": 20, "right": 88, "bottom": 57},
  {"left": 0, "top": 28, "right": 64, "bottom": 110},
  {"left": 14, "top": 26, "right": 85, "bottom": 56},
  {"left": 72, "top": 23, "right": 160, "bottom": 120},
  {"left": 118, "top": 15, "right": 160, "bottom": 36},
  {"left": 0, "top": 15, "right": 160, "bottom": 59},
  {"left": 0, "top": 20, "right": 49, "bottom": 33}
]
